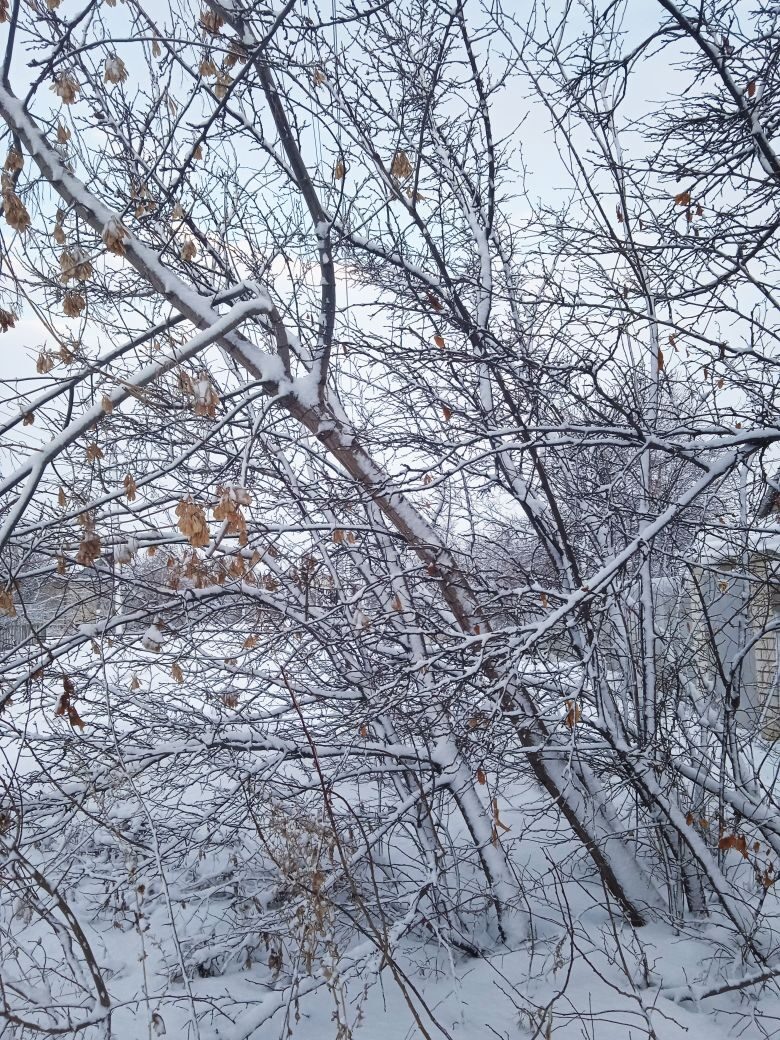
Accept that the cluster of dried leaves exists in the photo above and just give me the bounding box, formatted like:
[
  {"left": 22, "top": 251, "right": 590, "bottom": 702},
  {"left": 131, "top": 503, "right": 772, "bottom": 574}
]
[
  {"left": 54, "top": 676, "right": 85, "bottom": 730},
  {"left": 213, "top": 485, "right": 251, "bottom": 546},
  {"left": 176, "top": 498, "right": 210, "bottom": 548},
  {"left": 76, "top": 513, "right": 101, "bottom": 566},
  {"left": 2, "top": 158, "right": 30, "bottom": 234}
]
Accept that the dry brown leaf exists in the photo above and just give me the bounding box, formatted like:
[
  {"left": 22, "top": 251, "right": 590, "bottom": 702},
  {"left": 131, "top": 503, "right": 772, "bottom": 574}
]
[
  {"left": 563, "top": 699, "right": 582, "bottom": 729},
  {"left": 55, "top": 676, "right": 85, "bottom": 729},
  {"left": 718, "top": 833, "right": 749, "bottom": 859}
]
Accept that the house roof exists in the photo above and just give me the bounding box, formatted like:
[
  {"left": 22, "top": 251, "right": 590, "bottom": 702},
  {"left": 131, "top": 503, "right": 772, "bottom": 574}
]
[{"left": 692, "top": 469, "right": 780, "bottom": 566}]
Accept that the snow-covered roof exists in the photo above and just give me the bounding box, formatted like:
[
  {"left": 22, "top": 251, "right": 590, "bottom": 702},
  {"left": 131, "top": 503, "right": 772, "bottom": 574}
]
[{"left": 695, "top": 524, "right": 780, "bottom": 566}]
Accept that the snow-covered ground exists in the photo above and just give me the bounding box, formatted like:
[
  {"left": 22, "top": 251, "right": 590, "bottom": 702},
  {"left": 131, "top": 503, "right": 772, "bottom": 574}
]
[{"left": 5, "top": 737, "right": 779, "bottom": 1040}]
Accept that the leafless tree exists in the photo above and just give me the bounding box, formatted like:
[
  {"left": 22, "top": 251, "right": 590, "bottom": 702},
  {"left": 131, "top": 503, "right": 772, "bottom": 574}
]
[{"left": 1, "top": 0, "right": 779, "bottom": 1036}]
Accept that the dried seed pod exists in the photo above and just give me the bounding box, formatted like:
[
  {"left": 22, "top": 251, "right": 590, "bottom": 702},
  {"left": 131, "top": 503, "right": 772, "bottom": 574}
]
[
  {"left": 104, "top": 56, "right": 128, "bottom": 85},
  {"left": 36, "top": 352, "right": 55, "bottom": 374},
  {"left": 59, "top": 246, "right": 93, "bottom": 283},
  {"left": 76, "top": 531, "right": 101, "bottom": 565},
  {"left": 2, "top": 176, "right": 30, "bottom": 233},
  {"left": 4, "top": 149, "right": 23, "bottom": 173},
  {"left": 199, "top": 9, "right": 224, "bottom": 34},
  {"left": 63, "top": 290, "right": 86, "bottom": 317},
  {"left": 51, "top": 73, "right": 80, "bottom": 105},
  {"left": 102, "top": 216, "right": 128, "bottom": 255},
  {"left": 192, "top": 371, "right": 220, "bottom": 417},
  {"left": 213, "top": 71, "right": 233, "bottom": 100},
  {"left": 176, "top": 498, "right": 210, "bottom": 547},
  {"left": 390, "top": 149, "right": 412, "bottom": 179}
]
